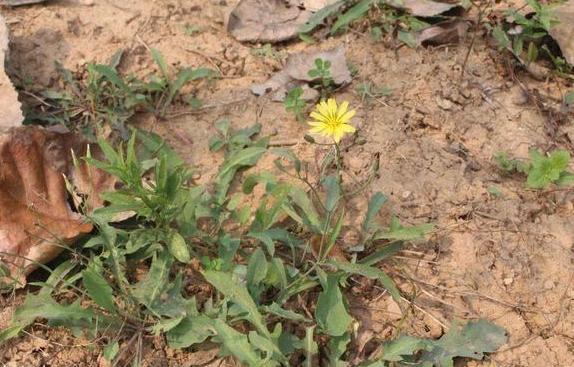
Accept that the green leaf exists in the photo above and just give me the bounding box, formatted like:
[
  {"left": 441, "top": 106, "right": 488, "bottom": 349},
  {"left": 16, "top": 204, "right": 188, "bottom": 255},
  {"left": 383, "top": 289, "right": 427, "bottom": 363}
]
[
  {"left": 83, "top": 265, "right": 117, "bottom": 313},
  {"left": 323, "top": 175, "right": 341, "bottom": 212},
  {"left": 328, "top": 332, "right": 351, "bottom": 366},
  {"left": 0, "top": 325, "right": 23, "bottom": 344},
  {"left": 262, "top": 303, "right": 310, "bottom": 322},
  {"left": 526, "top": 149, "right": 571, "bottom": 189},
  {"left": 398, "top": 30, "right": 418, "bottom": 48},
  {"left": 248, "top": 330, "right": 286, "bottom": 362},
  {"left": 203, "top": 270, "right": 269, "bottom": 337},
  {"left": 218, "top": 146, "right": 267, "bottom": 178},
  {"left": 149, "top": 275, "right": 194, "bottom": 318},
  {"left": 299, "top": 0, "right": 345, "bottom": 34},
  {"left": 151, "top": 48, "right": 169, "bottom": 80},
  {"left": 166, "top": 314, "right": 215, "bottom": 348},
  {"left": 376, "top": 216, "right": 433, "bottom": 241},
  {"left": 363, "top": 192, "right": 387, "bottom": 232},
  {"left": 380, "top": 335, "right": 425, "bottom": 361},
  {"left": 419, "top": 320, "right": 508, "bottom": 365},
  {"left": 315, "top": 275, "right": 353, "bottom": 336},
  {"left": 331, "top": 0, "right": 376, "bottom": 34},
  {"left": 286, "top": 187, "right": 322, "bottom": 232},
  {"left": 103, "top": 341, "right": 119, "bottom": 362},
  {"left": 359, "top": 242, "right": 403, "bottom": 266},
  {"left": 132, "top": 250, "right": 172, "bottom": 310},
  {"left": 246, "top": 248, "right": 268, "bottom": 297},
  {"left": 329, "top": 260, "right": 401, "bottom": 302},
  {"left": 213, "top": 319, "right": 264, "bottom": 365},
  {"left": 492, "top": 26, "right": 511, "bottom": 50},
  {"left": 301, "top": 326, "right": 318, "bottom": 367},
  {"left": 92, "top": 64, "right": 130, "bottom": 92},
  {"left": 168, "top": 232, "right": 191, "bottom": 263}
]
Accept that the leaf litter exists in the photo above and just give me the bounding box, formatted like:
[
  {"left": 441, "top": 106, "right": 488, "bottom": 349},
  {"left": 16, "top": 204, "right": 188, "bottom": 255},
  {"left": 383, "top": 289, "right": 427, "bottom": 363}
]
[
  {"left": 251, "top": 46, "right": 351, "bottom": 101},
  {"left": 0, "top": 15, "right": 23, "bottom": 131},
  {"left": 0, "top": 127, "right": 114, "bottom": 284}
]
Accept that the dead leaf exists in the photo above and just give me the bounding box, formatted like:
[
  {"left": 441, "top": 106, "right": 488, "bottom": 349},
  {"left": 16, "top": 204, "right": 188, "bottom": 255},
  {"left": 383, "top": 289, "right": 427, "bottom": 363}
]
[
  {"left": 227, "top": 0, "right": 311, "bottom": 43},
  {"left": 416, "top": 20, "right": 468, "bottom": 46},
  {"left": 251, "top": 46, "right": 351, "bottom": 101},
  {"left": 392, "top": 0, "right": 463, "bottom": 17},
  {"left": 0, "top": 127, "right": 114, "bottom": 284},
  {"left": 289, "top": 0, "right": 340, "bottom": 12},
  {"left": 0, "top": 15, "right": 23, "bottom": 131},
  {"left": 549, "top": 0, "right": 574, "bottom": 65},
  {"left": 0, "top": 0, "right": 47, "bottom": 5}
]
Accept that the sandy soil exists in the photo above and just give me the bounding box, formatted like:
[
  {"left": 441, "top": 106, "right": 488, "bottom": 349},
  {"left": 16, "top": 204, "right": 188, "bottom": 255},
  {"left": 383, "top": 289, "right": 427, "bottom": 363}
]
[{"left": 1, "top": 0, "right": 574, "bottom": 366}]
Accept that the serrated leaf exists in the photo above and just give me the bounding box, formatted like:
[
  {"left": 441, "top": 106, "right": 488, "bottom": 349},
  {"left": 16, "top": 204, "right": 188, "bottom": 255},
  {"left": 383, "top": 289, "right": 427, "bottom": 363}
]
[
  {"left": 166, "top": 314, "right": 215, "bottom": 348},
  {"left": 526, "top": 149, "right": 571, "bottom": 189},
  {"left": 329, "top": 260, "right": 401, "bottom": 302},
  {"left": 380, "top": 335, "right": 425, "bottom": 362},
  {"left": 149, "top": 275, "right": 194, "bottom": 318},
  {"left": 419, "top": 320, "right": 508, "bottom": 365},
  {"left": 287, "top": 187, "right": 322, "bottom": 232},
  {"left": 218, "top": 146, "right": 267, "bottom": 178},
  {"left": 213, "top": 319, "right": 264, "bottom": 365},
  {"left": 132, "top": 250, "right": 172, "bottom": 310},
  {"left": 363, "top": 192, "right": 387, "bottom": 232},
  {"left": 359, "top": 242, "right": 404, "bottom": 266},
  {"left": 315, "top": 275, "right": 353, "bottom": 336},
  {"left": 151, "top": 48, "right": 169, "bottom": 80},
  {"left": 262, "top": 303, "right": 310, "bottom": 322},
  {"left": 203, "top": 270, "right": 269, "bottom": 337},
  {"left": 83, "top": 265, "right": 117, "bottom": 313}
]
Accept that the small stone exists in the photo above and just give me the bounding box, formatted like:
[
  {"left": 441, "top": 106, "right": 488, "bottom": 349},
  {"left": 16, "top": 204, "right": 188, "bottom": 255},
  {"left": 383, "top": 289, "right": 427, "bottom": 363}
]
[
  {"left": 436, "top": 96, "right": 454, "bottom": 110},
  {"left": 503, "top": 277, "right": 513, "bottom": 286},
  {"left": 544, "top": 280, "right": 555, "bottom": 290},
  {"left": 401, "top": 191, "right": 412, "bottom": 200}
]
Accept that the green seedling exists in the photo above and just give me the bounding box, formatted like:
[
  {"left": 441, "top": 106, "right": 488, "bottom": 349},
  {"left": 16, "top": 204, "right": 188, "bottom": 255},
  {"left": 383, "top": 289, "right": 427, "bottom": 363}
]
[{"left": 284, "top": 87, "right": 307, "bottom": 121}]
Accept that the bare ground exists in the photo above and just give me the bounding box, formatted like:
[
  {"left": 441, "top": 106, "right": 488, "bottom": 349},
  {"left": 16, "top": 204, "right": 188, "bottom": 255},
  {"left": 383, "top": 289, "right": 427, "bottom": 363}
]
[{"left": 1, "top": 0, "right": 574, "bottom": 366}]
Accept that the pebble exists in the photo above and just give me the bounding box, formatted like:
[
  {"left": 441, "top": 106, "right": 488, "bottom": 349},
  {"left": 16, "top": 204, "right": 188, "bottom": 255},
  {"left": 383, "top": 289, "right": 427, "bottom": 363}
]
[
  {"left": 503, "top": 277, "right": 514, "bottom": 286},
  {"left": 544, "top": 280, "right": 555, "bottom": 290}
]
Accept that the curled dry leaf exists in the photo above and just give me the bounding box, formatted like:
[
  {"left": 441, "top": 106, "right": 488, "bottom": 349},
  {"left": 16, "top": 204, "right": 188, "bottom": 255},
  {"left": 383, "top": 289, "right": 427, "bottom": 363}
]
[
  {"left": 0, "top": 127, "right": 115, "bottom": 284},
  {"left": 251, "top": 46, "right": 351, "bottom": 101},
  {"left": 0, "top": 15, "right": 23, "bottom": 131},
  {"left": 549, "top": 0, "right": 574, "bottom": 66},
  {"left": 228, "top": 0, "right": 312, "bottom": 43},
  {"left": 0, "top": 0, "right": 46, "bottom": 6}
]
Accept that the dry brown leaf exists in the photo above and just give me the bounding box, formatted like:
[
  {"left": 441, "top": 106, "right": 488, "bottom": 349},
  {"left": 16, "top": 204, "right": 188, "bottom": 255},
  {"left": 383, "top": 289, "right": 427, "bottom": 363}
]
[
  {"left": 251, "top": 46, "right": 351, "bottom": 101},
  {"left": 396, "top": 0, "right": 462, "bottom": 17},
  {"left": 227, "top": 0, "right": 311, "bottom": 43},
  {"left": 416, "top": 19, "right": 468, "bottom": 46},
  {"left": 0, "top": 0, "right": 46, "bottom": 5},
  {"left": 0, "top": 127, "right": 115, "bottom": 284},
  {"left": 0, "top": 15, "right": 23, "bottom": 132},
  {"left": 549, "top": 0, "right": 574, "bottom": 66}
]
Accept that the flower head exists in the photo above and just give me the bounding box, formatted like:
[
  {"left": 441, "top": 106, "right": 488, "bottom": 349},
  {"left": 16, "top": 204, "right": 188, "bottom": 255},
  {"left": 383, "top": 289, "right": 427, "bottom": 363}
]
[{"left": 308, "top": 99, "right": 356, "bottom": 143}]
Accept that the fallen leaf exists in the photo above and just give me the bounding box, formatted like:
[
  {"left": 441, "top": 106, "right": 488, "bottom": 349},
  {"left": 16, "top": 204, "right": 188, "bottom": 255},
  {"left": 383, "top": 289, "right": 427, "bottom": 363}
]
[
  {"left": 0, "top": 15, "right": 23, "bottom": 131},
  {"left": 549, "top": 0, "right": 574, "bottom": 65},
  {"left": 393, "top": 0, "right": 463, "bottom": 17},
  {"left": 228, "top": 0, "right": 311, "bottom": 43},
  {"left": 251, "top": 46, "right": 351, "bottom": 101},
  {"left": 416, "top": 19, "right": 468, "bottom": 46},
  {"left": 0, "top": 127, "right": 114, "bottom": 283},
  {"left": 0, "top": 0, "right": 46, "bottom": 5}
]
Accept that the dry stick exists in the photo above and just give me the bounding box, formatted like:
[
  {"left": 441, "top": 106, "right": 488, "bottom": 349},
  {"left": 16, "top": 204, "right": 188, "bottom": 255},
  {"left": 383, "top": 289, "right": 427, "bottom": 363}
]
[{"left": 459, "top": 0, "right": 491, "bottom": 83}]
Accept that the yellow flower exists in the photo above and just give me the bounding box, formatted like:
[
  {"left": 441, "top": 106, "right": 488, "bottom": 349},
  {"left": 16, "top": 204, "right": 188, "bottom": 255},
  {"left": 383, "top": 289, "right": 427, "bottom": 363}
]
[{"left": 308, "top": 99, "right": 356, "bottom": 143}]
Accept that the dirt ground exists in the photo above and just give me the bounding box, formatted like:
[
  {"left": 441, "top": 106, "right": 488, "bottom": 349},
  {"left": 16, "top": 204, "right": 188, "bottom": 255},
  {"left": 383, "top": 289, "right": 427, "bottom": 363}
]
[{"left": 1, "top": 0, "right": 574, "bottom": 366}]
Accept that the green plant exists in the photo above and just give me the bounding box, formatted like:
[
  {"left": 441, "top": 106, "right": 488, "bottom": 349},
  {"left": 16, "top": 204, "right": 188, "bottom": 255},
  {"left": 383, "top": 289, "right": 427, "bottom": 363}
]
[
  {"left": 25, "top": 49, "right": 214, "bottom": 137},
  {"left": 308, "top": 58, "right": 334, "bottom": 96},
  {"left": 250, "top": 43, "right": 286, "bottom": 60},
  {"left": 284, "top": 87, "right": 307, "bottom": 121},
  {"left": 495, "top": 149, "right": 574, "bottom": 189},
  {"left": 1, "top": 119, "right": 507, "bottom": 366},
  {"left": 356, "top": 81, "right": 392, "bottom": 104}
]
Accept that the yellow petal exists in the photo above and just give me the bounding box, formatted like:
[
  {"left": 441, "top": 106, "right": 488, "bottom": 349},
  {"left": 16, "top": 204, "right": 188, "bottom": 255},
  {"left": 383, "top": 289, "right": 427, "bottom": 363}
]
[
  {"left": 316, "top": 100, "right": 330, "bottom": 117},
  {"left": 310, "top": 111, "right": 328, "bottom": 123},
  {"left": 310, "top": 125, "right": 326, "bottom": 134},
  {"left": 308, "top": 120, "right": 325, "bottom": 127},
  {"left": 337, "top": 101, "right": 349, "bottom": 118},
  {"left": 339, "top": 109, "right": 356, "bottom": 124},
  {"left": 333, "top": 129, "right": 345, "bottom": 143},
  {"left": 327, "top": 99, "right": 338, "bottom": 114},
  {"left": 340, "top": 123, "right": 356, "bottom": 133}
]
